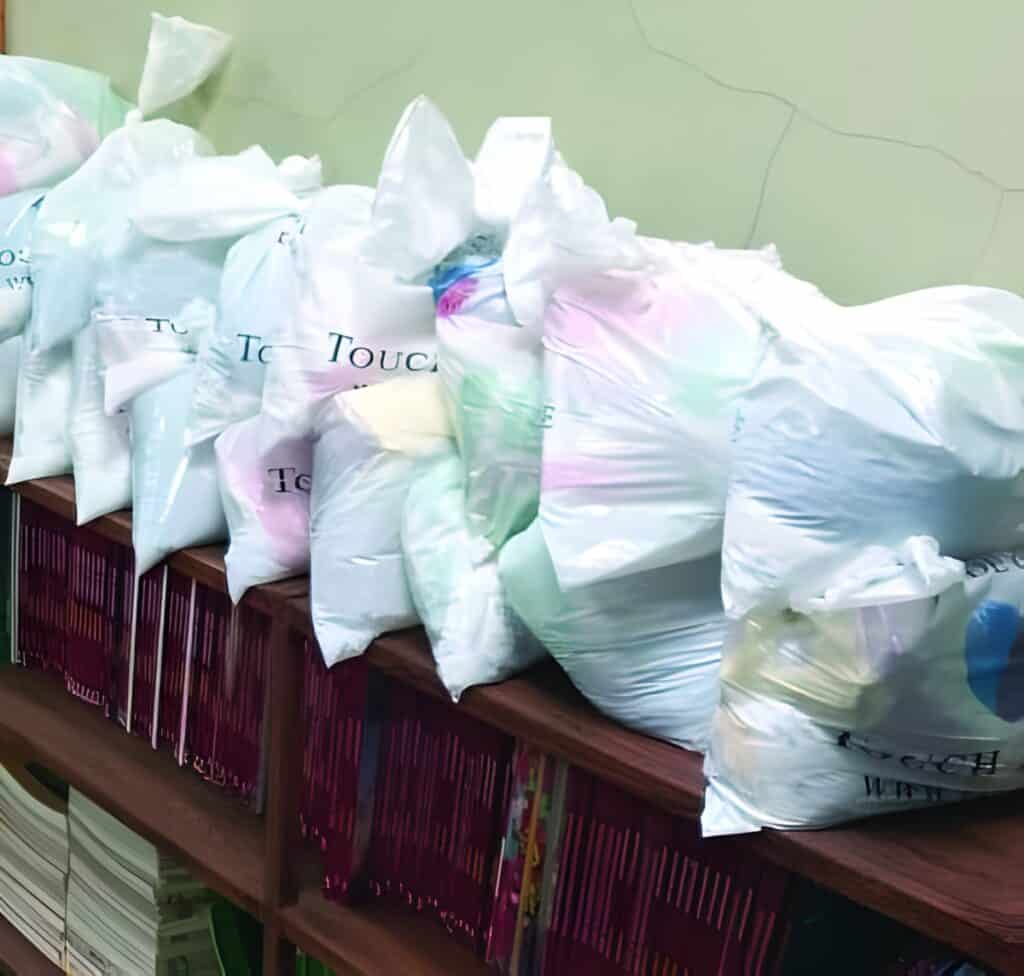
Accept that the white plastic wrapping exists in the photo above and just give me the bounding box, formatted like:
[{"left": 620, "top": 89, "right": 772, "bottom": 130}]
[
  {"left": 433, "top": 258, "right": 545, "bottom": 550},
  {"left": 29, "top": 12, "right": 232, "bottom": 355},
  {"left": 186, "top": 217, "right": 300, "bottom": 446},
  {"left": 129, "top": 368, "right": 226, "bottom": 577},
  {"left": 29, "top": 121, "right": 213, "bottom": 355},
  {"left": 135, "top": 13, "right": 232, "bottom": 119},
  {"left": 538, "top": 244, "right": 773, "bottom": 592},
  {"left": 310, "top": 375, "right": 452, "bottom": 666},
  {"left": 703, "top": 539, "right": 1024, "bottom": 835},
  {"left": 216, "top": 417, "right": 312, "bottom": 603},
  {"left": 0, "top": 190, "right": 45, "bottom": 342},
  {"left": 69, "top": 326, "right": 131, "bottom": 524},
  {"left": 6, "top": 332, "right": 72, "bottom": 484},
  {"left": 0, "top": 57, "right": 128, "bottom": 195},
  {"left": 501, "top": 521, "right": 724, "bottom": 751},
  {"left": 402, "top": 452, "right": 546, "bottom": 700},
  {"left": 721, "top": 282, "right": 1024, "bottom": 618},
  {"left": 0, "top": 336, "right": 21, "bottom": 435},
  {"left": 261, "top": 98, "right": 467, "bottom": 447}
]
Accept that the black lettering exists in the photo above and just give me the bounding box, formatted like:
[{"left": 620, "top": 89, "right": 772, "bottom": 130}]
[
  {"left": 379, "top": 350, "right": 404, "bottom": 371},
  {"left": 257, "top": 344, "right": 271, "bottom": 364},
  {"left": 296, "top": 473, "right": 312, "bottom": 493},
  {"left": 350, "top": 346, "right": 374, "bottom": 369},
  {"left": 238, "top": 333, "right": 262, "bottom": 362},
  {"left": 406, "top": 352, "right": 430, "bottom": 371},
  {"left": 972, "top": 751, "right": 1000, "bottom": 776},
  {"left": 267, "top": 467, "right": 295, "bottom": 493},
  {"left": 328, "top": 332, "right": 353, "bottom": 363}
]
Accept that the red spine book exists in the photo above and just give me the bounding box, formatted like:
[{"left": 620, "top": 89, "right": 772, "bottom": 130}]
[
  {"left": 63, "top": 525, "right": 124, "bottom": 710},
  {"left": 16, "top": 499, "right": 69, "bottom": 677},
  {"left": 299, "top": 637, "right": 371, "bottom": 901},
  {"left": 156, "top": 570, "right": 194, "bottom": 756}
]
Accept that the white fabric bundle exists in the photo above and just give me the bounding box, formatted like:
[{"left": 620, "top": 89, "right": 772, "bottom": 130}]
[
  {"left": 261, "top": 97, "right": 471, "bottom": 449},
  {"left": 129, "top": 145, "right": 330, "bottom": 446},
  {"left": 501, "top": 521, "right": 724, "bottom": 751},
  {"left": 703, "top": 539, "right": 1024, "bottom": 834},
  {"left": 722, "top": 279, "right": 1024, "bottom": 618},
  {"left": 310, "top": 375, "right": 452, "bottom": 666},
  {"left": 216, "top": 417, "right": 312, "bottom": 603},
  {"left": 0, "top": 336, "right": 21, "bottom": 435},
  {"left": 8, "top": 14, "right": 231, "bottom": 488},
  {"left": 403, "top": 452, "right": 546, "bottom": 699},
  {"left": 129, "top": 366, "right": 226, "bottom": 577},
  {"left": 0, "top": 57, "right": 128, "bottom": 195},
  {"left": 402, "top": 119, "right": 639, "bottom": 696},
  {"left": 7, "top": 333, "right": 73, "bottom": 483},
  {"left": 71, "top": 143, "right": 313, "bottom": 524},
  {"left": 538, "top": 242, "right": 775, "bottom": 591},
  {"left": 68, "top": 326, "right": 130, "bottom": 524}
]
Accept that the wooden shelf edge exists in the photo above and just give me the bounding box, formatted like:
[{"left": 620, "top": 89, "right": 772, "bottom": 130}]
[
  {"left": 0, "top": 912, "right": 61, "bottom": 976},
  {"left": 279, "top": 885, "right": 488, "bottom": 976},
  {"left": 0, "top": 668, "right": 265, "bottom": 917}
]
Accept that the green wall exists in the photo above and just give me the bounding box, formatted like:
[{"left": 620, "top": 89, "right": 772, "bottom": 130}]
[{"left": 10, "top": 0, "right": 1022, "bottom": 304}]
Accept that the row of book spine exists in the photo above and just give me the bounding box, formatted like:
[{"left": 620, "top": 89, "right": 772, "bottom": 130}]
[{"left": 9, "top": 495, "right": 986, "bottom": 975}]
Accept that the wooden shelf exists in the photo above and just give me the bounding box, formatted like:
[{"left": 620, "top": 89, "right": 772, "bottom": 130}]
[
  {"left": 0, "top": 913, "right": 60, "bottom": 976},
  {"left": 280, "top": 885, "right": 488, "bottom": 976},
  {"left": 3, "top": 437, "right": 1024, "bottom": 972},
  {"left": 0, "top": 668, "right": 264, "bottom": 917}
]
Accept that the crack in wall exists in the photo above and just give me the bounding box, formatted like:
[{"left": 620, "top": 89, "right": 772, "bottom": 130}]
[
  {"left": 627, "top": 0, "right": 1022, "bottom": 193},
  {"left": 629, "top": 0, "right": 1012, "bottom": 282},
  {"left": 217, "top": 51, "right": 424, "bottom": 129},
  {"left": 745, "top": 106, "right": 795, "bottom": 246}
]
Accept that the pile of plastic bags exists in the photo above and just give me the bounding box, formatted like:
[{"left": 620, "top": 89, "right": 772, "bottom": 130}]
[{"left": 6, "top": 9, "right": 1024, "bottom": 840}]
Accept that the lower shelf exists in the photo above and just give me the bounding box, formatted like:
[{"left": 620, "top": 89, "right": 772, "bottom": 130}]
[
  {"left": 0, "top": 667, "right": 265, "bottom": 917},
  {"left": 0, "top": 913, "right": 60, "bottom": 976},
  {"left": 280, "top": 884, "right": 489, "bottom": 976}
]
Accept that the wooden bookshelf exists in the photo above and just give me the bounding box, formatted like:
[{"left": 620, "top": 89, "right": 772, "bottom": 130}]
[
  {"left": 0, "top": 913, "right": 60, "bottom": 976},
  {"left": 0, "top": 439, "right": 1023, "bottom": 974}
]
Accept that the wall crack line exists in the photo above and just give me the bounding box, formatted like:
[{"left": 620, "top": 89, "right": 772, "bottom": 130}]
[
  {"left": 746, "top": 106, "right": 796, "bottom": 246},
  {"left": 628, "top": 0, "right": 1020, "bottom": 193}
]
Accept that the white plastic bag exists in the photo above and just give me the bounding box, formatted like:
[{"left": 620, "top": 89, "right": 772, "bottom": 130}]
[
  {"left": 703, "top": 538, "right": 1024, "bottom": 835},
  {"left": 30, "top": 121, "right": 214, "bottom": 355},
  {"left": 310, "top": 375, "right": 452, "bottom": 666},
  {"left": 129, "top": 367, "right": 226, "bottom": 576},
  {"left": 501, "top": 521, "right": 724, "bottom": 751},
  {"left": 69, "top": 326, "right": 130, "bottom": 524},
  {"left": 134, "top": 150, "right": 321, "bottom": 449},
  {"left": 433, "top": 257, "right": 545, "bottom": 550},
  {"left": 134, "top": 13, "right": 232, "bottom": 119},
  {"left": 261, "top": 97, "right": 469, "bottom": 448},
  {"left": 538, "top": 243, "right": 774, "bottom": 591},
  {"left": 0, "top": 190, "right": 45, "bottom": 342},
  {"left": 0, "top": 57, "right": 128, "bottom": 195},
  {"left": 187, "top": 217, "right": 300, "bottom": 446},
  {"left": 6, "top": 328, "right": 72, "bottom": 484},
  {"left": 0, "top": 336, "right": 21, "bottom": 435},
  {"left": 721, "top": 282, "right": 1024, "bottom": 618},
  {"left": 29, "top": 13, "right": 232, "bottom": 354},
  {"left": 93, "top": 292, "right": 219, "bottom": 418},
  {"left": 216, "top": 417, "right": 312, "bottom": 603},
  {"left": 402, "top": 452, "right": 546, "bottom": 699}
]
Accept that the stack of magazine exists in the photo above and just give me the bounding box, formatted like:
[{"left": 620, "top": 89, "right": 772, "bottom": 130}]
[
  {"left": 66, "top": 787, "right": 219, "bottom": 975},
  {"left": 0, "top": 758, "right": 69, "bottom": 967}
]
